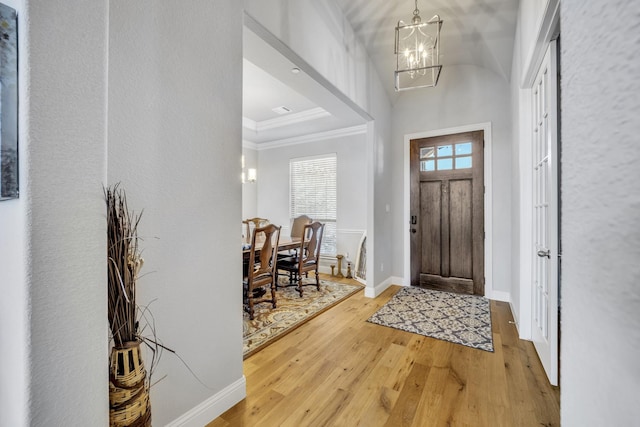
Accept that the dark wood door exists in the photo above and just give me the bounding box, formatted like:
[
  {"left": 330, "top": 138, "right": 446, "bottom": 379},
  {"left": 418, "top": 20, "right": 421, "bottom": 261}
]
[{"left": 410, "top": 131, "right": 484, "bottom": 295}]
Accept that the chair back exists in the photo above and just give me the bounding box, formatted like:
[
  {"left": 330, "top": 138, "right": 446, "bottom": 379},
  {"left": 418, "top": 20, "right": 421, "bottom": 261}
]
[
  {"left": 299, "top": 222, "right": 324, "bottom": 269},
  {"left": 290, "top": 215, "right": 312, "bottom": 239},
  {"left": 244, "top": 217, "right": 270, "bottom": 244},
  {"left": 248, "top": 224, "right": 281, "bottom": 287}
]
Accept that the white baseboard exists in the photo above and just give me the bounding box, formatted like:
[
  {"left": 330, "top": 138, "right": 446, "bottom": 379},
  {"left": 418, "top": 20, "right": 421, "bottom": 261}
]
[
  {"left": 364, "top": 276, "right": 404, "bottom": 298},
  {"left": 508, "top": 300, "right": 522, "bottom": 336},
  {"left": 368, "top": 276, "right": 510, "bottom": 303},
  {"left": 166, "top": 376, "right": 246, "bottom": 427},
  {"left": 389, "top": 276, "right": 404, "bottom": 287}
]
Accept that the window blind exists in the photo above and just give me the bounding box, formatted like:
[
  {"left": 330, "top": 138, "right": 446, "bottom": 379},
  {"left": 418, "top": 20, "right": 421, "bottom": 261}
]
[{"left": 289, "top": 154, "right": 337, "bottom": 256}]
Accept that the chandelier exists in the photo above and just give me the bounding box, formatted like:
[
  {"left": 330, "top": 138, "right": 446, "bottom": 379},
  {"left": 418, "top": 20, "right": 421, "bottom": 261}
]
[{"left": 394, "top": 0, "right": 442, "bottom": 91}]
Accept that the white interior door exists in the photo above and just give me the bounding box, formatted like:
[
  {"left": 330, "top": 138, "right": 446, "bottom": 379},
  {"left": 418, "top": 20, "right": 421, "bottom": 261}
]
[{"left": 532, "top": 40, "right": 559, "bottom": 386}]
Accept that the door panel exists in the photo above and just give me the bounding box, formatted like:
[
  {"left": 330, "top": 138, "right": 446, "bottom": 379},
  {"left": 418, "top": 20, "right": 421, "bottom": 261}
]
[
  {"left": 410, "top": 131, "right": 484, "bottom": 295},
  {"left": 420, "top": 181, "right": 442, "bottom": 275},
  {"left": 531, "top": 40, "right": 559, "bottom": 386},
  {"left": 449, "top": 179, "right": 473, "bottom": 278}
]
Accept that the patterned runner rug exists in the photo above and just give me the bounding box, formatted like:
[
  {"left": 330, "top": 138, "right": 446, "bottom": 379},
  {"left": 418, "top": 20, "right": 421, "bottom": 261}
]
[
  {"left": 368, "top": 286, "right": 494, "bottom": 352},
  {"left": 244, "top": 278, "right": 362, "bottom": 358}
]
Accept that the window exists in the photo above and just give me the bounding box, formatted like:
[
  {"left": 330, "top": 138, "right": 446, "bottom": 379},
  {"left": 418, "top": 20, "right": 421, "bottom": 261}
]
[
  {"left": 290, "top": 154, "right": 337, "bottom": 256},
  {"left": 420, "top": 142, "right": 473, "bottom": 171}
]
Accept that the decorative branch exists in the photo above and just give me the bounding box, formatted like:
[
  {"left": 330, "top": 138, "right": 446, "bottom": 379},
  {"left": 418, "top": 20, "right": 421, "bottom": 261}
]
[{"left": 105, "top": 183, "right": 144, "bottom": 348}]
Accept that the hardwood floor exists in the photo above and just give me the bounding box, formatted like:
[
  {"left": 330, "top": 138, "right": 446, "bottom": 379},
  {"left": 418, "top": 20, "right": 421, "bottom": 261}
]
[{"left": 208, "top": 275, "right": 560, "bottom": 427}]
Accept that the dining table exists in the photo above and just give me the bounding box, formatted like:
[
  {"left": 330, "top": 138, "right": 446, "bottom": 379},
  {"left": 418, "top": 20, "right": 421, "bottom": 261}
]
[{"left": 242, "top": 236, "right": 303, "bottom": 258}]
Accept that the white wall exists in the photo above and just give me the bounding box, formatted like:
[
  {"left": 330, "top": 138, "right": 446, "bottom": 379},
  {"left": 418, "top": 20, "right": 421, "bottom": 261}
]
[
  {"left": 560, "top": 0, "right": 640, "bottom": 424},
  {"left": 108, "top": 1, "right": 244, "bottom": 425},
  {"left": 245, "top": 0, "right": 393, "bottom": 293},
  {"left": 0, "top": 0, "right": 109, "bottom": 425},
  {"left": 391, "top": 64, "right": 513, "bottom": 295},
  {"left": 256, "top": 132, "right": 367, "bottom": 265}
]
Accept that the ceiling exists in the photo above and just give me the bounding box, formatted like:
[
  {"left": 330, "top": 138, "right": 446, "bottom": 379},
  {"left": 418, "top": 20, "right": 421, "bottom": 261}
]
[
  {"left": 243, "top": 25, "right": 367, "bottom": 145},
  {"left": 242, "top": 0, "right": 519, "bottom": 145}
]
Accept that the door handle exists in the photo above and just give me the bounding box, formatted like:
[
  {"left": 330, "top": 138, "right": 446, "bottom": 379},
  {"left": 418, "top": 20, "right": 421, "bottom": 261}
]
[{"left": 537, "top": 249, "right": 550, "bottom": 258}]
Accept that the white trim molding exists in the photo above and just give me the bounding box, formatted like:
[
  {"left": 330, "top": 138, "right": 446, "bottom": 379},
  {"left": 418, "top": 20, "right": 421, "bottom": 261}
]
[
  {"left": 246, "top": 107, "right": 331, "bottom": 132},
  {"left": 364, "top": 276, "right": 403, "bottom": 298},
  {"left": 166, "top": 376, "right": 246, "bottom": 427},
  {"left": 403, "top": 122, "right": 496, "bottom": 299},
  {"left": 242, "top": 139, "right": 259, "bottom": 150},
  {"left": 256, "top": 124, "right": 367, "bottom": 151},
  {"left": 520, "top": 0, "right": 560, "bottom": 88}
]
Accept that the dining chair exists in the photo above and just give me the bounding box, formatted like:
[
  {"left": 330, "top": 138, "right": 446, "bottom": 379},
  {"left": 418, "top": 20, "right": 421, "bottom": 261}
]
[
  {"left": 243, "top": 217, "right": 270, "bottom": 244},
  {"left": 243, "top": 223, "right": 281, "bottom": 320},
  {"left": 277, "top": 221, "right": 324, "bottom": 297},
  {"left": 277, "top": 215, "right": 312, "bottom": 261},
  {"left": 290, "top": 215, "right": 312, "bottom": 240}
]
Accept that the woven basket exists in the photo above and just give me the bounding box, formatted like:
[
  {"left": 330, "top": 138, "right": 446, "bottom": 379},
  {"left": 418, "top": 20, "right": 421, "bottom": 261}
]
[
  {"left": 110, "top": 341, "right": 146, "bottom": 388},
  {"left": 109, "top": 341, "right": 151, "bottom": 427},
  {"left": 109, "top": 374, "right": 146, "bottom": 407},
  {"left": 109, "top": 391, "right": 150, "bottom": 427}
]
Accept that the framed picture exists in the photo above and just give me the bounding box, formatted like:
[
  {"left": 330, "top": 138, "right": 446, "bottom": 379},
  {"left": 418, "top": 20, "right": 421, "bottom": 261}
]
[{"left": 0, "top": 2, "right": 18, "bottom": 200}]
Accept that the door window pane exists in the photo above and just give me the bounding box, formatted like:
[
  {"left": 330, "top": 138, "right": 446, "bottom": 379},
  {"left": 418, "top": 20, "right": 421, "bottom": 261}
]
[
  {"left": 455, "top": 156, "right": 472, "bottom": 169},
  {"left": 455, "top": 142, "right": 472, "bottom": 155},
  {"left": 437, "top": 158, "right": 453, "bottom": 170},
  {"left": 421, "top": 160, "right": 435, "bottom": 171},
  {"left": 437, "top": 145, "right": 452, "bottom": 157},
  {"left": 420, "top": 147, "right": 435, "bottom": 159}
]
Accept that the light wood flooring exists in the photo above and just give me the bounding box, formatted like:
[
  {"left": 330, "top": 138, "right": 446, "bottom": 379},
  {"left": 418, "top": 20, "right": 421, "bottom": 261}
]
[{"left": 208, "top": 275, "right": 560, "bottom": 426}]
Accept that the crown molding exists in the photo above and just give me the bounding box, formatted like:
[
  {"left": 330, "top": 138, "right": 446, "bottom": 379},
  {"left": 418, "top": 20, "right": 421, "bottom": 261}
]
[
  {"left": 242, "top": 139, "right": 259, "bottom": 150},
  {"left": 242, "top": 107, "right": 330, "bottom": 134},
  {"left": 255, "top": 124, "right": 367, "bottom": 151},
  {"left": 258, "top": 107, "right": 330, "bottom": 131},
  {"left": 242, "top": 117, "right": 258, "bottom": 131}
]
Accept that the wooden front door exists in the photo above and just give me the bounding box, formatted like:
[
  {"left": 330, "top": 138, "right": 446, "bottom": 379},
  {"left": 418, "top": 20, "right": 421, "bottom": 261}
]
[{"left": 410, "top": 131, "right": 484, "bottom": 295}]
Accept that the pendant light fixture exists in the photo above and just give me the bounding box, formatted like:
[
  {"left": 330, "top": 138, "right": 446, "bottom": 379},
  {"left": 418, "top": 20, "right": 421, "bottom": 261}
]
[{"left": 394, "top": 0, "right": 443, "bottom": 91}]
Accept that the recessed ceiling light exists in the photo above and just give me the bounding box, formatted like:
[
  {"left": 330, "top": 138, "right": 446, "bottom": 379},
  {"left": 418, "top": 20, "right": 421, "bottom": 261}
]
[
  {"left": 272, "top": 106, "right": 292, "bottom": 115},
  {"left": 291, "top": 67, "right": 301, "bottom": 74}
]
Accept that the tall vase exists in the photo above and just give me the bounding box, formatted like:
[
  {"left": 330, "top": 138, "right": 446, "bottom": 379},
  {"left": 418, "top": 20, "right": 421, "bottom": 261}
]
[{"left": 109, "top": 341, "right": 151, "bottom": 427}]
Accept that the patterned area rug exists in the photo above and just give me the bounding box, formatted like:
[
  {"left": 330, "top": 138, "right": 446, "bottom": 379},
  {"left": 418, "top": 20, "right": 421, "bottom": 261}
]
[
  {"left": 243, "top": 278, "right": 362, "bottom": 358},
  {"left": 368, "top": 286, "right": 494, "bottom": 352}
]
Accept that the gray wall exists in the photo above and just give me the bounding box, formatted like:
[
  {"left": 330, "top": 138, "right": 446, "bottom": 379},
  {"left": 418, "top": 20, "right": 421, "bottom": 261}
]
[
  {"left": 0, "top": 1, "right": 248, "bottom": 425},
  {"left": 560, "top": 0, "right": 640, "bottom": 424},
  {"left": 108, "top": 1, "right": 244, "bottom": 424},
  {"left": 0, "top": 0, "right": 109, "bottom": 425},
  {"left": 391, "top": 64, "right": 513, "bottom": 295},
  {"left": 245, "top": 0, "right": 392, "bottom": 292},
  {"left": 256, "top": 133, "right": 367, "bottom": 264}
]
